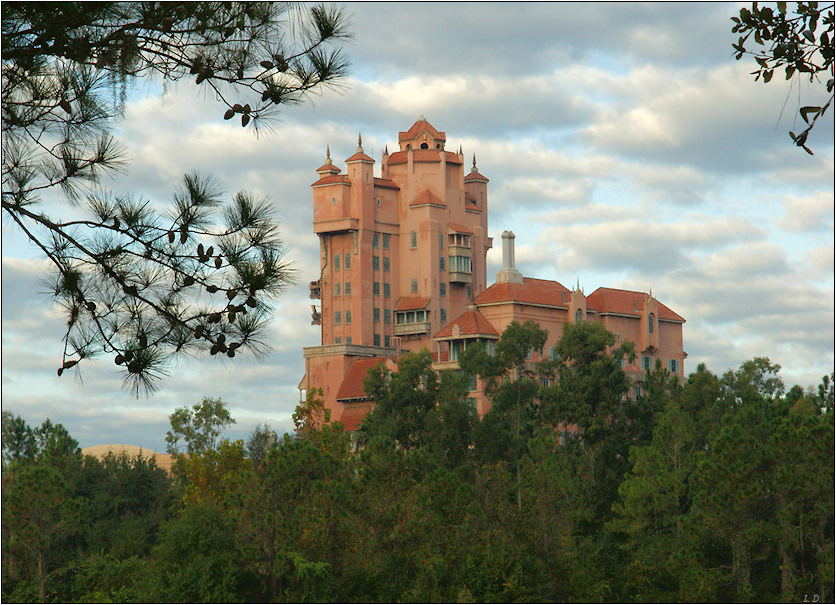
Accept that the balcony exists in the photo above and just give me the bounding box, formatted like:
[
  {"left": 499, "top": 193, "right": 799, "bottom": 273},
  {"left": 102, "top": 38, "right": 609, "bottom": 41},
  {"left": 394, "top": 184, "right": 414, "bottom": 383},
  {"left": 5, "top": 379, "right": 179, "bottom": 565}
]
[
  {"left": 394, "top": 322, "right": 430, "bottom": 337},
  {"left": 448, "top": 270, "right": 472, "bottom": 284},
  {"left": 309, "top": 280, "right": 321, "bottom": 299}
]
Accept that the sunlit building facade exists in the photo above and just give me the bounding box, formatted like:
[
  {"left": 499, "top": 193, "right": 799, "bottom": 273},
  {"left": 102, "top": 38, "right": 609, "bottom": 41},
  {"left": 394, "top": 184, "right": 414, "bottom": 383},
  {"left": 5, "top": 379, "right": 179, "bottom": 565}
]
[{"left": 301, "top": 118, "right": 685, "bottom": 429}]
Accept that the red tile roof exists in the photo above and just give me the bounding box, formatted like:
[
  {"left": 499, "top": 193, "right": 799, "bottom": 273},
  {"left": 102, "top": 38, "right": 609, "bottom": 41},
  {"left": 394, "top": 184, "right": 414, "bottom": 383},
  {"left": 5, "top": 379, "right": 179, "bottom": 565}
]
[
  {"left": 465, "top": 200, "right": 482, "bottom": 213},
  {"left": 374, "top": 178, "right": 400, "bottom": 190},
  {"left": 464, "top": 170, "right": 489, "bottom": 183},
  {"left": 336, "top": 357, "right": 388, "bottom": 402},
  {"left": 312, "top": 174, "right": 351, "bottom": 187},
  {"left": 345, "top": 151, "right": 374, "bottom": 163},
  {"left": 435, "top": 309, "right": 500, "bottom": 339},
  {"left": 316, "top": 163, "right": 341, "bottom": 174},
  {"left": 383, "top": 149, "right": 461, "bottom": 165},
  {"left": 586, "top": 288, "right": 685, "bottom": 323},
  {"left": 399, "top": 119, "right": 446, "bottom": 142},
  {"left": 475, "top": 277, "right": 571, "bottom": 308},
  {"left": 384, "top": 151, "right": 408, "bottom": 165},
  {"left": 409, "top": 189, "right": 446, "bottom": 208},
  {"left": 448, "top": 223, "right": 473, "bottom": 234},
  {"left": 394, "top": 296, "right": 431, "bottom": 311}
]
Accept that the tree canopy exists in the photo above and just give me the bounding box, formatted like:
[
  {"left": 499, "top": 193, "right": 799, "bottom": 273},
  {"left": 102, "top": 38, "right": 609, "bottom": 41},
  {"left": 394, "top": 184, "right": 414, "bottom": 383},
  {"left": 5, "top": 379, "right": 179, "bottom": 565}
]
[
  {"left": 1, "top": 2, "right": 351, "bottom": 393},
  {"left": 732, "top": 1, "right": 835, "bottom": 153}
]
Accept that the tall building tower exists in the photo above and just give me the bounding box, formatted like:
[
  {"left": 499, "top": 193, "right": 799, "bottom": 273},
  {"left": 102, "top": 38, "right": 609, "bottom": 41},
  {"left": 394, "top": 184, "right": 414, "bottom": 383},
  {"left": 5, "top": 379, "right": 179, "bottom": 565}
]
[{"left": 302, "top": 117, "right": 491, "bottom": 427}]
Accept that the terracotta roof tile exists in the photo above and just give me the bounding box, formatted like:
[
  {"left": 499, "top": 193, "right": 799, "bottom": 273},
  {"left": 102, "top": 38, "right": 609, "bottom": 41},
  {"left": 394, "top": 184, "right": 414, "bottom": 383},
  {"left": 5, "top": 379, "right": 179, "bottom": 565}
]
[
  {"left": 399, "top": 119, "right": 446, "bottom": 142},
  {"left": 409, "top": 189, "right": 446, "bottom": 208},
  {"left": 475, "top": 277, "right": 571, "bottom": 307},
  {"left": 586, "top": 287, "right": 685, "bottom": 323},
  {"left": 374, "top": 177, "right": 400, "bottom": 190},
  {"left": 394, "top": 296, "right": 431, "bottom": 311},
  {"left": 447, "top": 223, "right": 473, "bottom": 234},
  {"left": 345, "top": 151, "right": 374, "bottom": 163},
  {"left": 312, "top": 174, "right": 351, "bottom": 187},
  {"left": 385, "top": 151, "right": 408, "bottom": 165},
  {"left": 316, "top": 163, "right": 341, "bottom": 174},
  {"left": 465, "top": 200, "right": 482, "bottom": 213},
  {"left": 336, "top": 357, "right": 388, "bottom": 402},
  {"left": 465, "top": 170, "right": 489, "bottom": 183},
  {"left": 435, "top": 309, "right": 500, "bottom": 339}
]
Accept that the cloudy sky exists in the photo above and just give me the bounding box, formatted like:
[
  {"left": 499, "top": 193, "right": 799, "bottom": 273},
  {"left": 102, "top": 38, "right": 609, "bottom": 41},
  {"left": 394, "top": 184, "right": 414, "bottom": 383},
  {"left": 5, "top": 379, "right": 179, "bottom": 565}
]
[{"left": 3, "top": 2, "right": 833, "bottom": 452}]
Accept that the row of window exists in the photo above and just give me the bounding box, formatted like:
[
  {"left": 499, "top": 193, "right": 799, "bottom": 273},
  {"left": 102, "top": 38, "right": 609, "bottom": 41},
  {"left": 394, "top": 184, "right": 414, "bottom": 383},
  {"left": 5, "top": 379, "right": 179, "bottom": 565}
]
[
  {"left": 333, "top": 253, "right": 350, "bottom": 270},
  {"left": 372, "top": 256, "right": 390, "bottom": 271},
  {"left": 395, "top": 308, "right": 447, "bottom": 324},
  {"left": 333, "top": 282, "right": 351, "bottom": 296},
  {"left": 334, "top": 335, "right": 392, "bottom": 347},
  {"left": 639, "top": 355, "right": 679, "bottom": 373},
  {"left": 372, "top": 233, "right": 390, "bottom": 249}
]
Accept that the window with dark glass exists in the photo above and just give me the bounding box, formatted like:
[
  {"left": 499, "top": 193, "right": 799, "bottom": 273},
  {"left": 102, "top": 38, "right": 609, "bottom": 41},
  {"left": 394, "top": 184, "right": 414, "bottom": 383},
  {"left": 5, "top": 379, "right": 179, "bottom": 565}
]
[
  {"left": 333, "top": 254, "right": 340, "bottom": 270},
  {"left": 344, "top": 253, "right": 350, "bottom": 270}
]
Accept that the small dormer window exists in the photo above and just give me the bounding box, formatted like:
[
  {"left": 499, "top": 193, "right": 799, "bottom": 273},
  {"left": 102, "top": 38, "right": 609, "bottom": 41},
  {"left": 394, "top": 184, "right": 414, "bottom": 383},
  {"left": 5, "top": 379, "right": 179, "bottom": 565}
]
[{"left": 649, "top": 313, "right": 655, "bottom": 334}]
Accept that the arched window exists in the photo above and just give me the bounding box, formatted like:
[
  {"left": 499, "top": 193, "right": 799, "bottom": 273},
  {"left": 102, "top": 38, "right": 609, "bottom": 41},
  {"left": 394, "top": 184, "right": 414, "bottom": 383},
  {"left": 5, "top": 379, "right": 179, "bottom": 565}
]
[
  {"left": 420, "top": 142, "right": 428, "bottom": 149},
  {"left": 649, "top": 313, "right": 655, "bottom": 334},
  {"left": 575, "top": 308, "right": 583, "bottom": 322}
]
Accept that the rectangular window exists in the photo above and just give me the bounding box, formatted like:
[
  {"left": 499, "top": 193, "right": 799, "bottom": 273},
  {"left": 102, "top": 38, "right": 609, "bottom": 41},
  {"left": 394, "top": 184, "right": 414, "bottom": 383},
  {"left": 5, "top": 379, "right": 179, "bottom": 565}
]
[
  {"left": 410, "top": 279, "right": 418, "bottom": 293},
  {"left": 439, "top": 257, "right": 446, "bottom": 271},
  {"left": 384, "top": 336, "right": 391, "bottom": 347},
  {"left": 333, "top": 254, "right": 340, "bottom": 270},
  {"left": 383, "top": 257, "right": 390, "bottom": 271},
  {"left": 334, "top": 282, "right": 341, "bottom": 296},
  {"left": 439, "top": 233, "right": 444, "bottom": 249},
  {"left": 373, "top": 232, "right": 379, "bottom": 248},
  {"left": 374, "top": 307, "right": 380, "bottom": 322},
  {"left": 346, "top": 310, "right": 352, "bottom": 324},
  {"left": 641, "top": 356, "right": 651, "bottom": 371},
  {"left": 410, "top": 231, "right": 417, "bottom": 249},
  {"left": 373, "top": 281, "right": 380, "bottom": 295},
  {"left": 334, "top": 311, "right": 341, "bottom": 325},
  {"left": 440, "top": 283, "right": 446, "bottom": 297},
  {"left": 550, "top": 346, "right": 558, "bottom": 359},
  {"left": 346, "top": 336, "right": 352, "bottom": 344},
  {"left": 669, "top": 359, "right": 679, "bottom": 373},
  {"left": 440, "top": 309, "right": 446, "bottom": 323},
  {"left": 344, "top": 253, "right": 350, "bottom": 270},
  {"left": 469, "top": 374, "right": 478, "bottom": 391},
  {"left": 383, "top": 234, "right": 390, "bottom": 249},
  {"left": 634, "top": 385, "right": 642, "bottom": 399},
  {"left": 466, "top": 285, "right": 472, "bottom": 299},
  {"left": 373, "top": 334, "right": 380, "bottom": 347},
  {"left": 334, "top": 336, "right": 341, "bottom": 344},
  {"left": 345, "top": 282, "right": 351, "bottom": 295},
  {"left": 383, "top": 283, "right": 391, "bottom": 298},
  {"left": 373, "top": 255, "right": 380, "bottom": 270},
  {"left": 384, "top": 309, "right": 391, "bottom": 324}
]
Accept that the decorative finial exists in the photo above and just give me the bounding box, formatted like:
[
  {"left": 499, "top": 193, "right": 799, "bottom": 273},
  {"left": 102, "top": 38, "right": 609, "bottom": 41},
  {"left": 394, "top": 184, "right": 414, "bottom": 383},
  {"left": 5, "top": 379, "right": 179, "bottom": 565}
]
[
  {"left": 418, "top": 113, "right": 426, "bottom": 122},
  {"left": 458, "top": 144, "right": 463, "bottom": 155},
  {"left": 357, "top": 133, "right": 363, "bottom": 153},
  {"left": 383, "top": 145, "right": 389, "bottom": 156},
  {"left": 471, "top": 154, "right": 477, "bottom": 173},
  {"left": 325, "top": 144, "right": 332, "bottom": 164}
]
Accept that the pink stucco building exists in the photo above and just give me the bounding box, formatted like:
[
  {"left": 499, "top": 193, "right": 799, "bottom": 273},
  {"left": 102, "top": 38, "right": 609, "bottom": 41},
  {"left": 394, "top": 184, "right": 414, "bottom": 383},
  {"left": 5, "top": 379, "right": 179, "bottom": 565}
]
[{"left": 301, "top": 118, "right": 685, "bottom": 429}]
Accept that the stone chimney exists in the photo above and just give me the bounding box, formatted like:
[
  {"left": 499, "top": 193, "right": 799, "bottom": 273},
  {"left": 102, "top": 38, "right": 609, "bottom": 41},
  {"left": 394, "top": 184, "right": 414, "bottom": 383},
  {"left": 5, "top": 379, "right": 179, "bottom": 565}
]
[{"left": 495, "top": 230, "right": 524, "bottom": 284}]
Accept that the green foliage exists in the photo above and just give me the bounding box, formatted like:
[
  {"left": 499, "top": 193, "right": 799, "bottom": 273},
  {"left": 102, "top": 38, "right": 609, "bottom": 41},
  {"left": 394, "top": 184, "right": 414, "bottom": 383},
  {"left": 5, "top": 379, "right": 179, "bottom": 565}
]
[
  {"left": 3, "top": 356, "right": 834, "bottom": 602},
  {"left": 2, "top": 3, "right": 351, "bottom": 392},
  {"left": 165, "top": 396, "right": 235, "bottom": 455},
  {"left": 731, "top": 1, "right": 835, "bottom": 153}
]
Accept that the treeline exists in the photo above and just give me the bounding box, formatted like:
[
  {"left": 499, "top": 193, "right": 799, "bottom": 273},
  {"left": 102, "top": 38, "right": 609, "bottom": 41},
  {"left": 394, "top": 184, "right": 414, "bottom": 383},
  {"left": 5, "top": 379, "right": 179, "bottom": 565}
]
[{"left": 2, "top": 321, "right": 833, "bottom": 603}]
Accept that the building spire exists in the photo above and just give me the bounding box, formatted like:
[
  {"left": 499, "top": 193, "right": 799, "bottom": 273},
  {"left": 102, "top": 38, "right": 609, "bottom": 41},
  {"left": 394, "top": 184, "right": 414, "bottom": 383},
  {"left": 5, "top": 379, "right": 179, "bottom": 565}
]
[
  {"left": 471, "top": 154, "right": 478, "bottom": 173},
  {"left": 325, "top": 144, "right": 332, "bottom": 164},
  {"left": 357, "top": 133, "right": 363, "bottom": 153}
]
